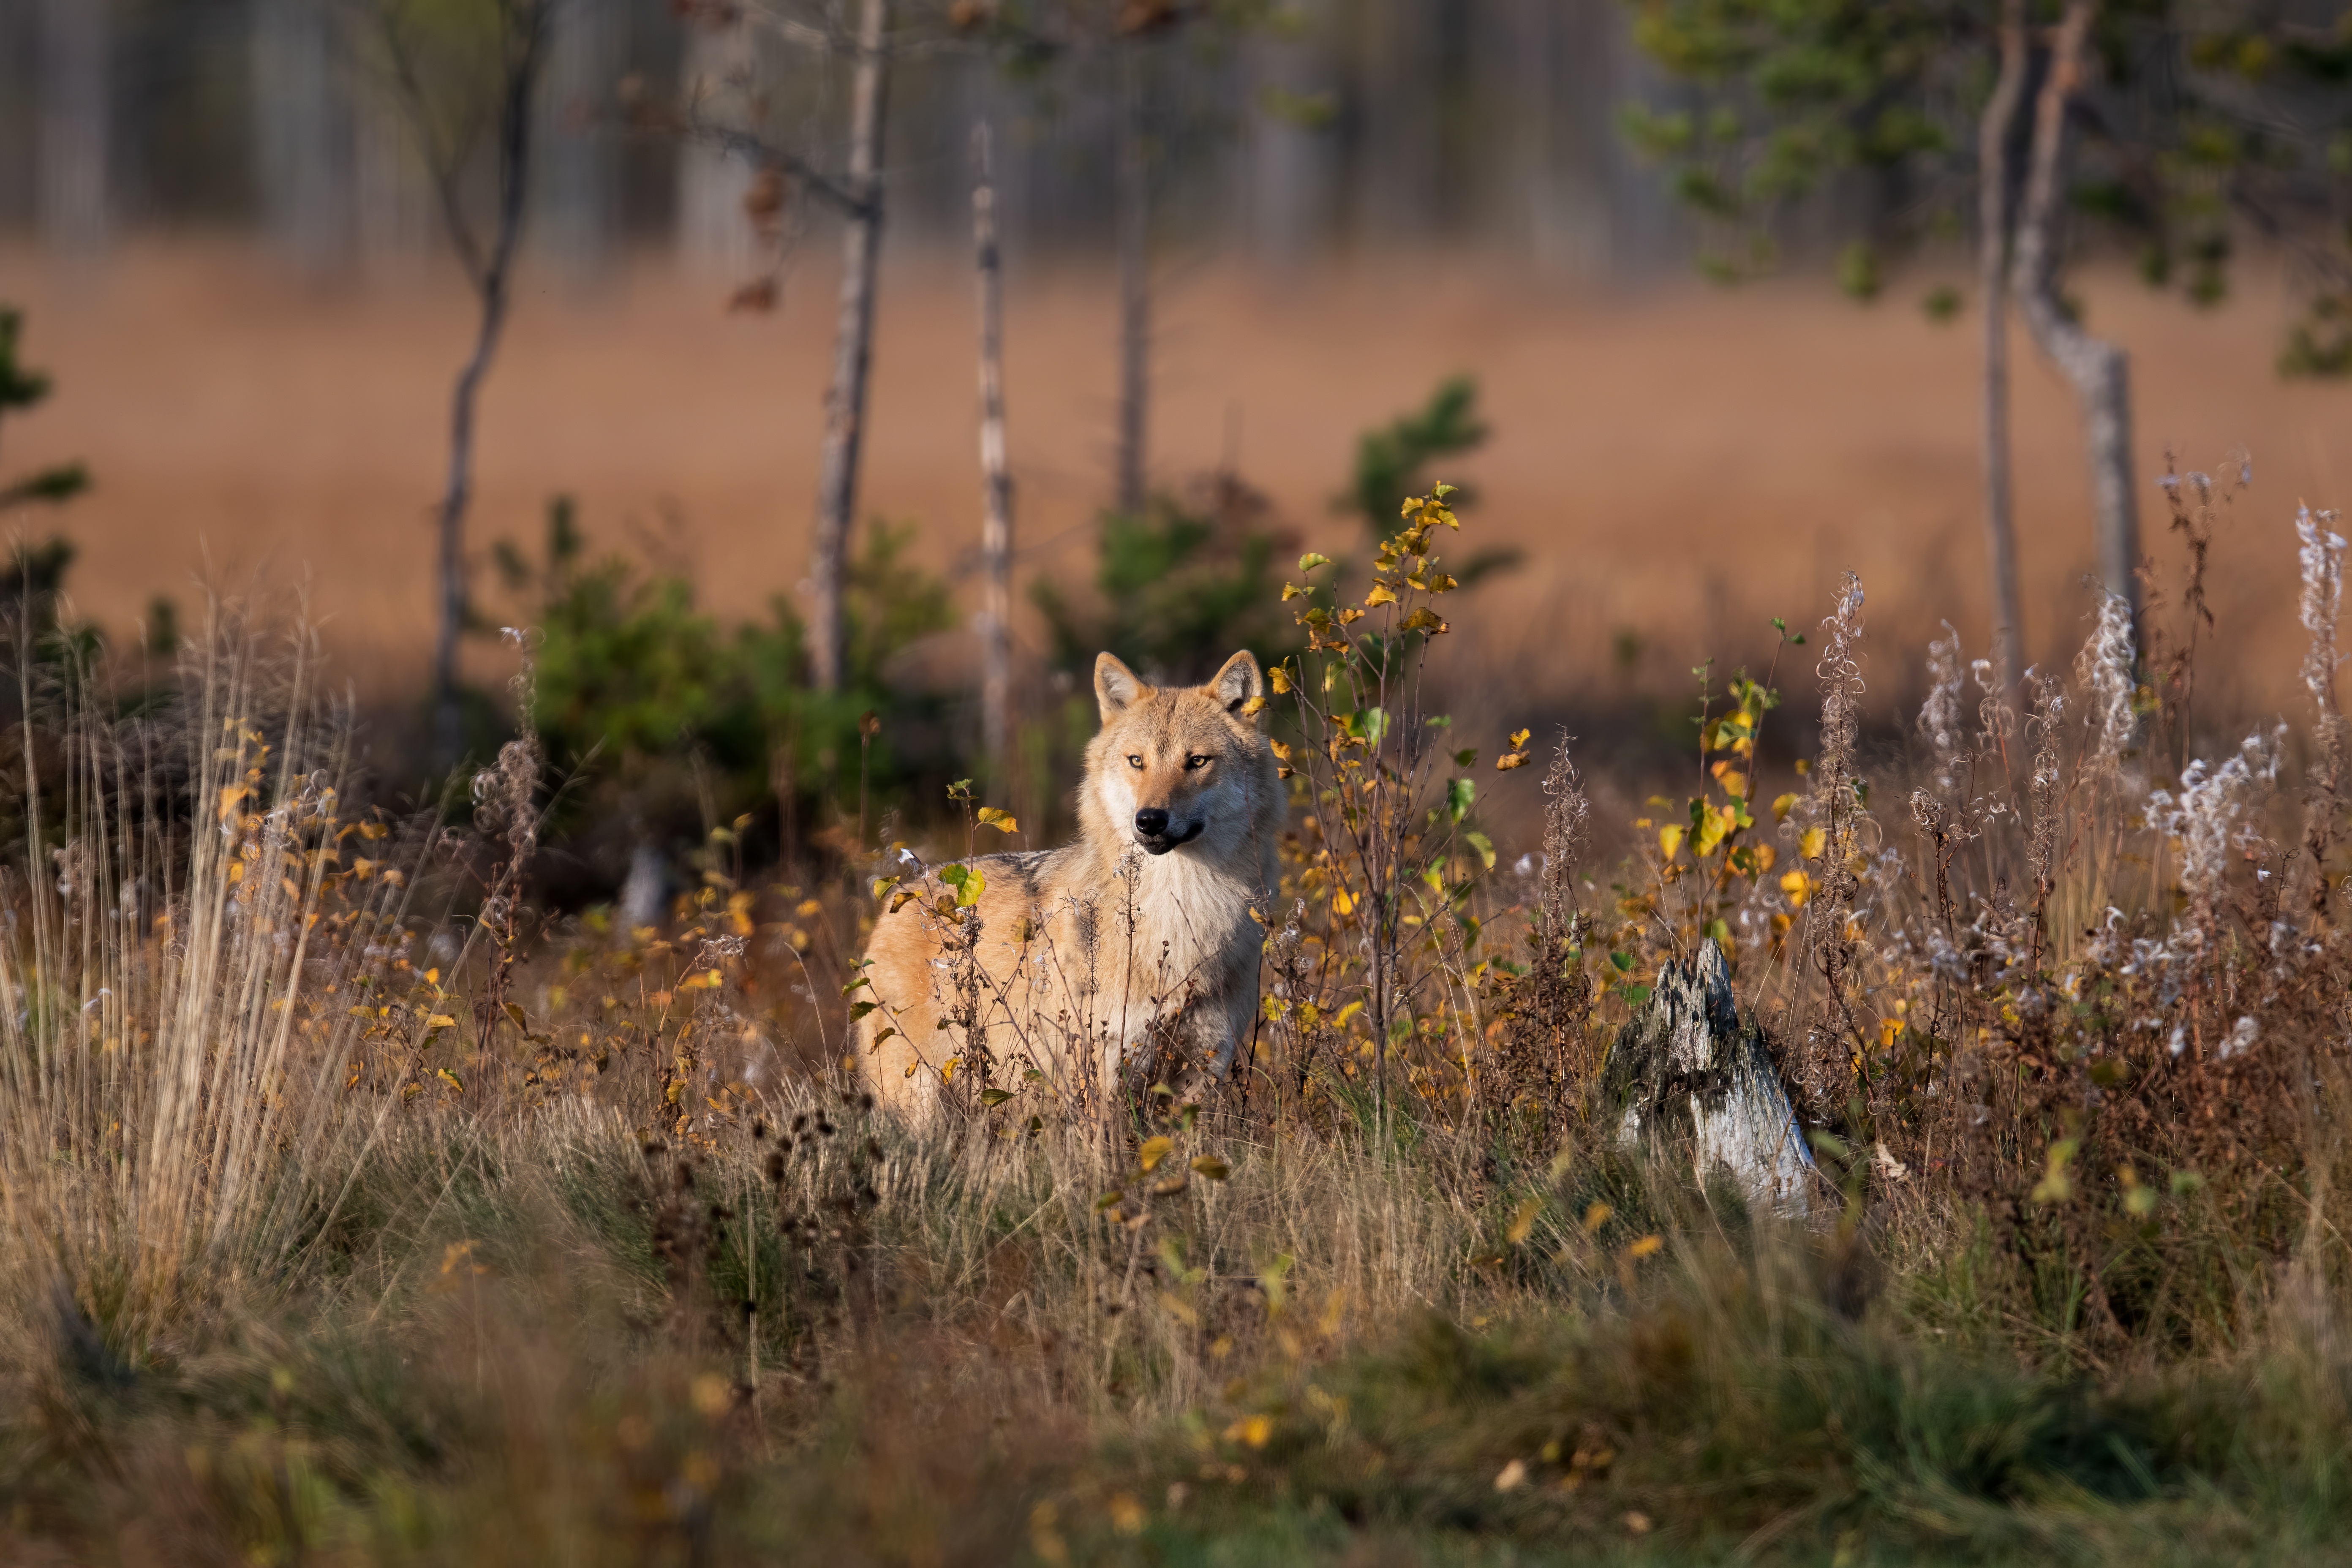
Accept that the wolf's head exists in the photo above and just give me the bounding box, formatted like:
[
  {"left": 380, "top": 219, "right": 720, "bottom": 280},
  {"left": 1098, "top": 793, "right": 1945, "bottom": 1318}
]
[{"left": 1087, "top": 651, "right": 1275, "bottom": 857}]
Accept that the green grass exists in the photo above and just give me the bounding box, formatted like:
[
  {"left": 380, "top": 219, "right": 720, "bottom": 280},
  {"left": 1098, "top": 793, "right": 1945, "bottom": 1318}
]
[{"left": 8, "top": 1108, "right": 2352, "bottom": 1567}]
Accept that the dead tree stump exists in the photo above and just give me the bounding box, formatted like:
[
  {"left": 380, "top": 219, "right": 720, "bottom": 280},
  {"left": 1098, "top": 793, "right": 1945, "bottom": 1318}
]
[{"left": 1601, "top": 940, "right": 1815, "bottom": 1212}]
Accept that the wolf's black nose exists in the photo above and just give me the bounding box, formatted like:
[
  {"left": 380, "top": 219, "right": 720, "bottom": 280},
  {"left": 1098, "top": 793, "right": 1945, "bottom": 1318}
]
[{"left": 1134, "top": 807, "right": 1170, "bottom": 838}]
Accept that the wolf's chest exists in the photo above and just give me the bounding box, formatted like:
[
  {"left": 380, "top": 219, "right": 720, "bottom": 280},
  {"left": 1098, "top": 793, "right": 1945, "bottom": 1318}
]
[{"left": 1105, "top": 851, "right": 1254, "bottom": 991}]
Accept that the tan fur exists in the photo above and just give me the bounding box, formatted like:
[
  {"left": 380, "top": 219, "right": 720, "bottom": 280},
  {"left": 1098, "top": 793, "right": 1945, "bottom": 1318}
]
[{"left": 858, "top": 650, "right": 1283, "bottom": 1120}]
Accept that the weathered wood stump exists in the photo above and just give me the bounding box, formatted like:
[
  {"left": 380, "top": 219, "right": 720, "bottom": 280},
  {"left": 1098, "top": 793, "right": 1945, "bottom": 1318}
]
[{"left": 1601, "top": 940, "right": 1815, "bottom": 1213}]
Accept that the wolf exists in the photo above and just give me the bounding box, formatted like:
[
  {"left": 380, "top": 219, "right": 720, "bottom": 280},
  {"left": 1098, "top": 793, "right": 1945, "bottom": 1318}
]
[{"left": 858, "top": 649, "right": 1283, "bottom": 1120}]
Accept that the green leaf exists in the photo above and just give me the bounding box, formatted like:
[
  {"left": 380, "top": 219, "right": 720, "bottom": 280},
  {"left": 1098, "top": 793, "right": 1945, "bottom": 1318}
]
[
  {"left": 980, "top": 1087, "right": 1014, "bottom": 1106},
  {"left": 1298, "top": 552, "right": 1333, "bottom": 572},
  {"left": 1611, "top": 951, "right": 1634, "bottom": 973},
  {"left": 1464, "top": 830, "right": 1494, "bottom": 869},
  {"left": 848, "top": 1000, "right": 879, "bottom": 1021},
  {"left": 1446, "top": 776, "right": 1475, "bottom": 823},
  {"left": 1452, "top": 747, "right": 1478, "bottom": 768}
]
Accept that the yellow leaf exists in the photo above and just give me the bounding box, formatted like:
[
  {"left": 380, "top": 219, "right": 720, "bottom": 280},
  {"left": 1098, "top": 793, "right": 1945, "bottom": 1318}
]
[
  {"left": 1505, "top": 1196, "right": 1541, "bottom": 1246},
  {"left": 1509, "top": 728, "right": 1531, "bottom": 748},
  {"left": 425, "top": 1014, "right": 457, "bottom": 1029},
  {"left": 1107, "top": 1492, "right": 1146, "bottom": 1535},
  {"left": 1269, "top": 664, "right": 1292, "bottom": 694},
  {"left": 1719, "top": 770, "right": 1748, "bottom": 800},
  {"left": 1780, "top": 869, "right": 1814, "bottom": 907},
  {"left": 217, "top": 784, "right": 248, "bottom": 823},
  {"left": 1772, "top": 792, "right": 1799, "bottom": 824},
  {"left": 1800, "top": 827, "right": 1826, "bottom": 860},
  {"left": 1364, "top": 583, "right": 1399, "bottom": 607},
  {"left": 1695, "top": 808, "right": 1729, "bottom": 856},
  {"left": 1240, "top": 695, "right": 1267, "bottom": 718},
  {"left": 1582, "top": 1201, "right": 1612, "bottom": 1236},
  {"left": 976, "top": 807, "right": 1021, "bottom": 833},
  {"left": 1331, "top": 888, "right": 1356, "bottom": 915},
  {"left": 1627, "top": 1234, "right": 1663, "bottom": 1259},
  {"left": 436, "top": 1067, "right": 464, "bottom": 1092},
  {"left": 1495, "top": 752, "right": 1530, "bottom": 771},
  {"left": 1191, "top": 1156, "right": 1230, "bottom": 1181},
  {"left": 941, "top": 1057, "right": 961, "bottom": 1083},
  {"left": 1138, "top": 1135, "right": 1175, "bottom": 1172},
  {"left": 1225, "top": 1414, "right": 1273, "bottom": 1449},
  {"left": 1658, "top": 826, "right": 1684, "bottom": 860}
]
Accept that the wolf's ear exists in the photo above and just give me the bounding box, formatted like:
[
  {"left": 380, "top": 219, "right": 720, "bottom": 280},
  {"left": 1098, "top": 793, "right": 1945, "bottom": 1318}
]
[
  {"left": 1095, "top": 653, "right": 1147, "bottom": 719},
  {"left": 1211, "top": 650, "right": 1263, "bottom": 716}
]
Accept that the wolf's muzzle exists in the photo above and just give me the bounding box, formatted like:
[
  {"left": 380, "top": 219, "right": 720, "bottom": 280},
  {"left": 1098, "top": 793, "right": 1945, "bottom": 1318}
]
[{"left": 1132, "top": 808, "right": 1202, "bottom": 855}]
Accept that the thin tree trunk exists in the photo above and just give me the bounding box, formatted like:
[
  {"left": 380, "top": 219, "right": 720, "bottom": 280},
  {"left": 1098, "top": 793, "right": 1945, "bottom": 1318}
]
[
  {"left": 2013, "top": 0, "right": 2142, "bottom": 623},
  {"left": 252, "top": 0, "right": 351, "bottom": 281},
  {"left": 1113, "top": 43, "right": 1149, "bottom": 517},
  {"left": 427, "top": 10, "right": 550, "bottom": 770},
  {"left": 540, "top": 0, "right": 617, "bottom": 290},
  {"left": 37, "top": 0, "right": 109, "bottom": 261},
  {"left": 972, "top": 122, "right": 1015, "bottom": 776},
  {"left": 808, "top": 0, "right": 893, "bottom": 694},
  {"left": 676, "top": 11, "right": 756, "bottom": 277},
  {"left": 1978, "top": 0, "right": 2028, "bottom": 718}
]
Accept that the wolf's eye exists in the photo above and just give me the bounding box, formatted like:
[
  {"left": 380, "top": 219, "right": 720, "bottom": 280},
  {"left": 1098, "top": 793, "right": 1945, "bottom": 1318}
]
[
  {"left": 1184, "top": 754, "right": 1210, "bottom": 770},
  {"left": 1127, "top": 754, "right": 1144, "bottom": 769}
]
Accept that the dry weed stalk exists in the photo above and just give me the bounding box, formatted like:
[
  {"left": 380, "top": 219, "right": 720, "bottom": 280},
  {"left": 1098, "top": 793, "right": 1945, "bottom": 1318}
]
[{"left": 1797, "top": 572, "right": 1867, "bottom": 1113}]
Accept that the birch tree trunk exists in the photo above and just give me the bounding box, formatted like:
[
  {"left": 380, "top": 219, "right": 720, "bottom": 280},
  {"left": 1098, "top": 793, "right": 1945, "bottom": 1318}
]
[
  {"left": 2013, "top": 0, "right": 2142, "bottom": 623},
  {"left": 676, "top": 12, "right": 756, "bottom": 278},
  {"left": 539, "top": 0, "right": 617, "bottom": 289},
  {"left": 1244, "top": 7, "right": 1321, "bottom": 272},
  {"left": 972, "top": 122, "right": 1015, "bottom": 776},
  {"left": 1113, "top": 43, "right": 1150, "bottom": 517},
  {"left": 252, "top": 0, "right": 351, "bottom": 281},
  {"left": 808, "top": 0, "right": 893, "bottom": 694},
  {"left": 1977, "top": 0, "right": 2028, "bottom": 719},
  {"left": 37, "top": 0, "right": 109, "bottom": 262}
]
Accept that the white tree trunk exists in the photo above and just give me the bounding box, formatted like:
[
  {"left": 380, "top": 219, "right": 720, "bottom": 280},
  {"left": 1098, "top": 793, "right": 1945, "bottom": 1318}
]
[
  {"left": 38, "top": 0, "right": 108, "bottom": 261},
  {"left": 1113, "top": 43, "right": 1149, "bottom": 517},
  {"left": 808, "top": 0, "right": 893, "bottom": 693},
  {"left": 539, "top": 0, "right": 617, "bottom": 289},
  {"left": 972, "top": 121, "right": 1015, "bottom": 775},
  {"left": 1976, "top": 0, "right": 2028, "bottom": 715},
  {"left": 1243, "top": 5, "right": 1323, "bottom": 273},
  {"left": 252, "top": 0, "right": 352, "bottom": 281},
  {"left": 2013, "top": 0, "right": 2142, "bottom": 622},
  {"left": 1605, "top": 941, "right": 1816, "bottom": 1213},
  {"left": 675, "top": 14, "right": 756, "bottom": 278}
]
